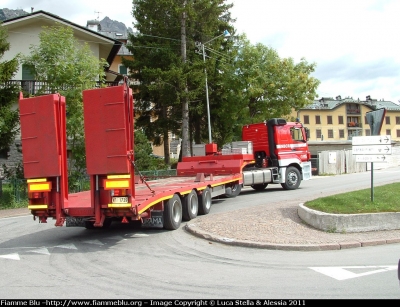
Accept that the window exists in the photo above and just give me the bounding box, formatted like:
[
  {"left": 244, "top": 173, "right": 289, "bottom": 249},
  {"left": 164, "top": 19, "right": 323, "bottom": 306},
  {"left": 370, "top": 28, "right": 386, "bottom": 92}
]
[
  {"left": 385, "top": 116, "right": 390, "bottom": 125},
  {"left": 338, "top": 116, "right": 343, "bottom": 125},
  {"left": 339, "top": 129, "right": 345, "bottom": 138},
  {"left": 119, "top": 65, "right": 128, "bottom": 75},
  {"left": 316, "top": 129, "right": 322, "bottom": 139},
  {"left": 366, "top": 129, "right": 371, "bottom": 136},
  {"left": 365, "top": 116, "right": 369, "bottom": 124},
  {"left": 328, "top": 129, "right": 333, "bottom": 138},
  {"left": 22, "top": 64, "right": 35, "bottom": 80},
  {"left": 21, "top": 64, "right": 36, "bottom": 95},
  {"left": 396, "top": 117, "right": 400, "bottom": 125},
  {"left": 327, "top": 116, "right": 332, "bottom": 124},
  {"left": 386, "top": 129, "right": 391, "bottom": 136},
  {"left": 290, "top": 127, "right": 303, "bottom": 141},
  {"left": 397, "top": 130, "right": 400, "bottom": 138},
  {"left": 303, "top": 115, "right": 309, "bottom": 124},
  {"left": 315, "top": 115, "right": 321, "bottom": 125}
]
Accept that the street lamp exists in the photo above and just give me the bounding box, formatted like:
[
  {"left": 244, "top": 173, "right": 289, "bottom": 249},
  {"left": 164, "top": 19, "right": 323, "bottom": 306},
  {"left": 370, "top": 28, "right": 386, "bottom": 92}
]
[{"left": 196, "top": 30, "right": 230, "bottom": 144}]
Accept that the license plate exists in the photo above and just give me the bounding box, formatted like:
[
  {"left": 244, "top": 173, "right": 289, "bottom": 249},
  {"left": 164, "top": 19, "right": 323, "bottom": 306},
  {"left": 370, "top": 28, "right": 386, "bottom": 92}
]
[{"left": 112, "top": 197, "right": 128, "bottom": 204}]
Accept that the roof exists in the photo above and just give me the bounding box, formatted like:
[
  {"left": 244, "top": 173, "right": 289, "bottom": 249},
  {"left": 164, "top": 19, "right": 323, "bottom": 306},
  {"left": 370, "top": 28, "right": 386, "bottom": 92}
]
[
  {"left": 303, "top": 97, "right": 400, "bottom": 111},
  {"left": 2, "top": 10, "right": 122, "bottom": 68}
]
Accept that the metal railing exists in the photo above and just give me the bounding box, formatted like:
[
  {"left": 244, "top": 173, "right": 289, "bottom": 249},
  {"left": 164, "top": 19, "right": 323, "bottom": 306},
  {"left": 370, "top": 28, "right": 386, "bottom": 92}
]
[
  {"left": 3, "top": 80, "right": 120, "bottom": 95},
  {"left": 0, "top": 179, "right": 28, "bottom": 202}
]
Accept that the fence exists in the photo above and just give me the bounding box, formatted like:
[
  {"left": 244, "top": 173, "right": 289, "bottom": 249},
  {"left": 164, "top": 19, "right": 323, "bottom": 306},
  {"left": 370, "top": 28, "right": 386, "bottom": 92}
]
[
  {"left": 4, "top": 80, "right": 120, "bottom": 96},
  {"left": 316, "top": 150, "right": 366, "bottom": 175},
  {"left": 0, "top": 179, "right": 28, "bottom": 202}
]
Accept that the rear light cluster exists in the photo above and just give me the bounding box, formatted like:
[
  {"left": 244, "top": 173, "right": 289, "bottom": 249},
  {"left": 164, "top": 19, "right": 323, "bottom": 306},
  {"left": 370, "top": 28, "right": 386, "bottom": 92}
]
[
  {"left": 111, "top": 189, "right": 127, "bottom": 197},
  {"left": 104, "top": 174, "right": 132, "bottom": 208},
  {"left": 27, "top": 178, "right": 51, "bottom": 210}
]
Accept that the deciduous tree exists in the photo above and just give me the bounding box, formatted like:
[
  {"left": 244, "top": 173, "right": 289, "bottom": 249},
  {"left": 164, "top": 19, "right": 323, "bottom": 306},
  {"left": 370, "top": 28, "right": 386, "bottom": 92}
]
[
  {"left": 0, "top": 22, "right": 20, "bottom": 153},
  {"left": 23, "top": 25, "right": 108, "bottom": 188}
]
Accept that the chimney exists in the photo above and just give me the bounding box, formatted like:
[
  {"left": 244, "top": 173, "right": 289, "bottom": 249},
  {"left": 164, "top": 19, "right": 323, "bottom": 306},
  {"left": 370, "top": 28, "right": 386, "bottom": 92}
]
[{"left": 31, "top": 7, "right": 34, "bottom": 13}]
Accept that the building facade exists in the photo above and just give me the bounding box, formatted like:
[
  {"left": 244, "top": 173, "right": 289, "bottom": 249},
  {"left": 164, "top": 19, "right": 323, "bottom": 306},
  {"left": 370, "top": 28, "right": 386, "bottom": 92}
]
[{"left": 292, "top": 96, "right": 400, "bottom": 142}]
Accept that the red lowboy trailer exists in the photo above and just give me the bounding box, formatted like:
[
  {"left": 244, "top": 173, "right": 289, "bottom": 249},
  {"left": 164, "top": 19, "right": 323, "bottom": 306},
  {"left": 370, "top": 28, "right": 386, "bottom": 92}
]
[{"left": 18, "top": 80, "right": 311, "bottom": 230}]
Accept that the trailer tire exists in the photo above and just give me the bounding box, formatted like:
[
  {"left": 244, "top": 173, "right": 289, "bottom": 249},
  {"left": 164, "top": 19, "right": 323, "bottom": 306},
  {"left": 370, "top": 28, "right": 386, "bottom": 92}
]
[
  {"left": 163, "top": 194, "right": 182, "bottom": 230},
  {"left": 224, "top": 183, "right": 241, "bottom": 198},
  {"left": 251, "top": 183, "right": 268, "bottom": 191},
  {"left": 198, "top": 186, "right": 212, "bottom": 215},
  {"left": 281, "top": 166, "right": 301, "bottom": 190},
  {"left": 182, "top": 189, "right": 198, "bottom": 221}
]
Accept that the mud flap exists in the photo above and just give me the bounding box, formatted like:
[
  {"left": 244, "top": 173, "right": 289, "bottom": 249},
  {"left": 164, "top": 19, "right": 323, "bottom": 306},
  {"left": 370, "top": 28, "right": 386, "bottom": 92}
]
[
  {"left": 141, "top": 211, "right": 163, "bottom": 229},
  {"left": 65, "top": 217, "right": 86, "bottom": 227}
]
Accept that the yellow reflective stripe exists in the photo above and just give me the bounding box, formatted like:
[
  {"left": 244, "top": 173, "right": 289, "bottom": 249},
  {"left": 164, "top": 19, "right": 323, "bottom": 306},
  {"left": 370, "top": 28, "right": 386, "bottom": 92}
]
[
  {"left": 27, "top": 178, "right": 46, "bottom": 183},
  {"left": 28, "top": 205, "right": 48, "bottom": 210},
  {"left": 108, "top": 203, "right": 132, "bottom": 208},
  {"left": 107, "top": 174, "right": 130, "bottom": 179},
  {"left": 105, "top": 180, "right": 130, "bottom": 189},
  {"left": 29, "top": 183, "right": 51, "bottom": 191}
]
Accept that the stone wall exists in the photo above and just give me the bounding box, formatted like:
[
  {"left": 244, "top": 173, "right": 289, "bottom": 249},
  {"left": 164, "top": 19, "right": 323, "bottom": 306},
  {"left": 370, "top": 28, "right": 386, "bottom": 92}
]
[{"left": 0, "top": 141, "right": 22, "bottom": 178}]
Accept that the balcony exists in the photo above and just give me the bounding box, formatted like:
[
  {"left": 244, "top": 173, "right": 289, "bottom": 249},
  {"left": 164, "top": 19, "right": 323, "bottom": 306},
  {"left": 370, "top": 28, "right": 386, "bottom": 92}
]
[
  {"left": 347, "top": 122, "right": 362, "bottom": 128},
  {"left": 346, "top": 108, "right": 361, "bottom": 115},
  {"left": 3, "top": 80, "right": 120, "bottom": 96}
]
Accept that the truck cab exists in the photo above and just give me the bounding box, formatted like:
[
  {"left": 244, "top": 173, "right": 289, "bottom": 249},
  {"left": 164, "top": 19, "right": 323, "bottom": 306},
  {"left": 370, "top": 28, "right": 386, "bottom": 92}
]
[{"left": 241, "top": 118, "right": 312, "bottom": 190}]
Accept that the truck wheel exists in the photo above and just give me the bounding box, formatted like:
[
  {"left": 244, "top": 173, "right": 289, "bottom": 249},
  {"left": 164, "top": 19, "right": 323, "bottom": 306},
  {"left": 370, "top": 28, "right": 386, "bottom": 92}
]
[
  {"left": 251, "top": 183, "right": 268, "bottom": 191},
  {"left": 224, "top": 183, "right": 241, "bottom": 198},
  {"left": 182, "top": 189, "right": 198, "bottom": 221},
  {"left": 163, "top": 194, "right": 182, "bottom": 230},
  {"left": 281, "top": 166, "right": 301, "bottom": 190},
  {"left": 198, "top": 186, "right": 212, "bottom": 215}
]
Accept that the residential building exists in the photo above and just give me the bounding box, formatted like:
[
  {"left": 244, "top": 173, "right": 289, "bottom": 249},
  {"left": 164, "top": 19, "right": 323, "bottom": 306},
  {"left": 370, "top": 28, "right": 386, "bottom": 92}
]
[
  {"left": 2, "top": 10, "right": 122, "bottom": 85},
  {"left": 292, "top": 95, "right": 400, "bottom": 142},
  {"left": 0, "top": 11, "right": 173, "bottom": 176}
]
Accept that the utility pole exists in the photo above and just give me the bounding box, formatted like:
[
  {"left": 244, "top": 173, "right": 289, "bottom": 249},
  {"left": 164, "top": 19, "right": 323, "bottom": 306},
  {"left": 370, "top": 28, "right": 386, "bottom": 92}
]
[{"left": 180, "top": 1, "right": 190, "bottom": 158}]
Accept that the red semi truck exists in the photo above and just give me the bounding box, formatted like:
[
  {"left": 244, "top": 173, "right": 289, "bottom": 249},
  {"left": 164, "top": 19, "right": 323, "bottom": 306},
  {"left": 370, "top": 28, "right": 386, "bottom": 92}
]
[{"left": 18, "top": 81, "right": 311, "bottom": 230}]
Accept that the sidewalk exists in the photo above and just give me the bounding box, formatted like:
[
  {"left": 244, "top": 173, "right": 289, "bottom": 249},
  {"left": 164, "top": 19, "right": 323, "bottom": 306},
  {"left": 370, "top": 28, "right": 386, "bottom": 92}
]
[{"left": 185, "top": 204, "right": 400, "bottom": 251}]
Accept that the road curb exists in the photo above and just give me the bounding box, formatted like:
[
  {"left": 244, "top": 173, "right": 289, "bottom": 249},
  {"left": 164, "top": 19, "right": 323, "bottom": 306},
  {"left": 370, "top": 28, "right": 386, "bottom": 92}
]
[
  {"left": 184, "top": 222, "right": 400, "bottom": 251},
  {"left": 184, "top": 223, "right": 340, "bottom": 251},
  {"left": 298, "top": 203, "right": 400, "bottom": 233}
]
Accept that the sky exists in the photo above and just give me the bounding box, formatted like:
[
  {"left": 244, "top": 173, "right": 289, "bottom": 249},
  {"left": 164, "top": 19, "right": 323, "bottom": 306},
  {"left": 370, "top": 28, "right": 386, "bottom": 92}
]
[{"left": 4, "top": 0, "right": 400, "bottom": 103}]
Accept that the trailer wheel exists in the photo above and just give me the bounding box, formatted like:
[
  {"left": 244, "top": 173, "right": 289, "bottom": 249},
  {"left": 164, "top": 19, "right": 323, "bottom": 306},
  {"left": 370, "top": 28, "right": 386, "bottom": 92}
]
[
  {"left": 198, "top": 186, "right": 212, "bottom": 215},
  {"left": 251, "top": 183, "right": 268, "bottom": 191},
  {"left": 163, "top": 194, "right": 182, "bottom": 230},
  {"left": 224, "top": 183, "right": 241, "bottom": 198},
  {"left": 182, "top": 189, "right": 198, "bottom": 221},
  {"left": 281, "top": 166, "right": 301, "bottom": 190}
]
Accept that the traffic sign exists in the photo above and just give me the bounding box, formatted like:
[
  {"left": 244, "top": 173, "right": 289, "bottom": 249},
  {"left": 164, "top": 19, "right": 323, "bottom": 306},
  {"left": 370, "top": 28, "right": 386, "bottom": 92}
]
[
  {"left": 352, "top": 145, "right": 392, "bottom": 155},
  {"left": 352, "top": 135, "right": 391, "bottom": 145},
  {"left": 355, "top": 155, "right": 388, "bottom": 163}
]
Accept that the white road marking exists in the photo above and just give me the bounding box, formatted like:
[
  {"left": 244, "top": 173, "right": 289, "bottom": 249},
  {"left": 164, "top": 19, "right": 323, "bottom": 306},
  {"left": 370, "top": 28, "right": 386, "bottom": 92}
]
[
  {"left": 310, "top": 265, "right": 398, "bottom": 280},
  {"left": 82, "top": 240, "right": 104, "bottom": 245},
  {"left": 128, "top": 233, "right": 149, "bottom": 238},
  {"left": 29, "top": 247, "right": 50, "bottom": 255},
  {"left": 0, "top": 253, "right": 20, "bottom": 260},
  {"left": 54, "top": 243, "right": 77, "bottom": 249}
]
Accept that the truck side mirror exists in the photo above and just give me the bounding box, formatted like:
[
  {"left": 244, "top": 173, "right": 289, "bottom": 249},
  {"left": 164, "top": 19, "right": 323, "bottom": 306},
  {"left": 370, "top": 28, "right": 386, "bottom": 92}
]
[{"left": 305, "top": 127, "right": 310, "bottom": 141}]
